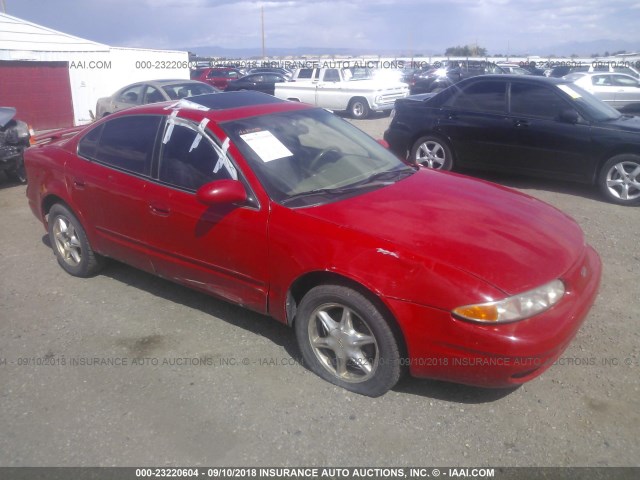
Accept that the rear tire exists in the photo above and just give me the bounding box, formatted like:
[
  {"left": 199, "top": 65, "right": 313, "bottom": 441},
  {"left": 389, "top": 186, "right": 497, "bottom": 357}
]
[
  {"left": 410, "top": 135, "right": 454, "bottom": 170},
  {"left": 295, "top": 284, "right": 402, "bottom": 397},
  {"left": 48, "top": 204, "right": 105, "bottom": 277},
  {"left": 598, "top": 154, "right": 640, "bottom": 205}
]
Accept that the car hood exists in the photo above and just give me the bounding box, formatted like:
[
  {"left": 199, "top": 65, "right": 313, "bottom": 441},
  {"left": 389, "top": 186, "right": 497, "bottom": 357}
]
[
  {"left": 598, "top": 114, "right": 640, "bottom": 133},
  {"left": 296, "top": 169, "right": 585, "bottom": 295},
  {"left": 0, "top": 107, "right": 17, "bottom": 128}
]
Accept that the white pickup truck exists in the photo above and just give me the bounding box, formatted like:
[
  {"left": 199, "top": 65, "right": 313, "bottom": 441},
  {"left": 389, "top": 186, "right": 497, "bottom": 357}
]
[{"left": 274, "top": 67, "right": 409, "bottom": 119}]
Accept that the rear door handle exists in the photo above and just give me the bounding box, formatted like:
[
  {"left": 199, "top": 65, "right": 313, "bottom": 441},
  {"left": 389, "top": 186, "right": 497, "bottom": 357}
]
[
  {"left": 513, "top": 119, "right": 530, "bottom": 127},
  {"left": 73, "top": 178, "right": 86, "bottom": 189}
]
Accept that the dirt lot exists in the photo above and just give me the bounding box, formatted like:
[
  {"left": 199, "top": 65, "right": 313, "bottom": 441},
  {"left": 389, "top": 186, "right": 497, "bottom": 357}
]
[{"left": 0, "top": 114, "right": 639, "bottom": 467}]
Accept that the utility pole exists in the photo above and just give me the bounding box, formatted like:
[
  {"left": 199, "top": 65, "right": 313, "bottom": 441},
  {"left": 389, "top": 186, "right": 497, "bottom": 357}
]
[
  {"left": 1, "top": 0, "right": 6, "bottom": 14},
  {"left": 261, "top": 6, "right": 266, "bottom": 60}
]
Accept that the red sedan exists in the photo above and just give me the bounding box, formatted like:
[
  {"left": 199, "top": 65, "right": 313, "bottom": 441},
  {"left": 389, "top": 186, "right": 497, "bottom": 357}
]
[
  {"left": 25, "top": 92, "right": 601, "bottom": 396},
  {"left": 190, "top": 67, "right": 242, "bottom": 90}
]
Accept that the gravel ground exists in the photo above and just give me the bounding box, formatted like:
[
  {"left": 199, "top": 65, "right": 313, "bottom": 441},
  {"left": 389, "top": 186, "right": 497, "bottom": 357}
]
[{"left": 0, "top": 114, "right": 638, "bottom": 468}]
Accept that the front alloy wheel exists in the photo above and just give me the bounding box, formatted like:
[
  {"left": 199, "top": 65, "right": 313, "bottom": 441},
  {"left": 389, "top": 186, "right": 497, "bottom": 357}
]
[
  {"left": 598, "top": 154, "right": 640, "bottom": 205},
  {"left": 308, "top": 303, "right": 379, "bottom": 383},
  {"left": 295, "top": 285, "right": 402, "bottom": 396}
]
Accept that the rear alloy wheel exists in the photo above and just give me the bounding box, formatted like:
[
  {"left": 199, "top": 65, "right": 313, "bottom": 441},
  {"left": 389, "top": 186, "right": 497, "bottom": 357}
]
[
  {"left": 295, "top": 285, "right": 402, "bottom": 397},
  {"left": 48, "top": 204, "right": 105, "bottom": 277},
  {"left": 349, "top": 98, "right": 370, "bottom": 119},
  {"left": 598, "top": 154, "right": 640, "bottom": 205},
  {"left": 410, "top": 136, "right": 453, "bottom": 170}
]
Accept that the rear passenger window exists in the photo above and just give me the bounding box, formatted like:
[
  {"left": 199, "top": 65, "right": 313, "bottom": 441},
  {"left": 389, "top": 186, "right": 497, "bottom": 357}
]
[
  {"left": 445, "top": 81, "right": 506, "bottom": 113},
  {"left": 77, "top": 124, "right": 104, "bottom": 160},
  {"left": 159, "top": 123, "right": 232, "bottom": 191},
  {"left": 510, "top": 83, "right": 567, "bottom": 119},
  {"left": 94, "top": 116, "right": 161, "bottom": 175}
]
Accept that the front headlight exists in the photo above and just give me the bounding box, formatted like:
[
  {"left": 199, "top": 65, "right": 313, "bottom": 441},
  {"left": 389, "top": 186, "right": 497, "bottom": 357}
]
[{"left": 452, "top": 279, "right": 565, "bottom": 323}]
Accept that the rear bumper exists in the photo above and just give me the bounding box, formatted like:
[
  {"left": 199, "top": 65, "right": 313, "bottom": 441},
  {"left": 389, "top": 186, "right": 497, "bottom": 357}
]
[
  {"left": 383, "top": 127, "right": 411, "bottom": 158},
  {"left": 386, "top": 245, "right": 602, "bottom": 387}
]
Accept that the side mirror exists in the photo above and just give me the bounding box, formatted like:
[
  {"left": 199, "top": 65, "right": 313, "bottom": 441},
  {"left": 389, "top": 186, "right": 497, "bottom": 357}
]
[
  {"left": 196, "top": 180, "right": 247, "bottom": 205},
  {"left": 559, "top": 108, "right": 579, "bottom": 124}
]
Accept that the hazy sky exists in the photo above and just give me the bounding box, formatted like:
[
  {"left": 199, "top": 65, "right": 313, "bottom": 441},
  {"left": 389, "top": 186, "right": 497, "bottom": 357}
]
[{"left": 5, "top": 0, "right": 640, "bottom": 55}]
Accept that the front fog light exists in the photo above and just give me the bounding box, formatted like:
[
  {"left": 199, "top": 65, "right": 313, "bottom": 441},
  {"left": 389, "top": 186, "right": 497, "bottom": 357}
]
[{"left": 453, "top": 279, "right": 565, "bottom": 323}]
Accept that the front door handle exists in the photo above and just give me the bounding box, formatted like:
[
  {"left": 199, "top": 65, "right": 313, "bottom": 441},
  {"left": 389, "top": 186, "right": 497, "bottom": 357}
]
[
  {"left": 149, "top": 203, "right": 170, "bottom": 217},
  {"left": 514, "top": 119, "right": 530, "bottom": 127}
]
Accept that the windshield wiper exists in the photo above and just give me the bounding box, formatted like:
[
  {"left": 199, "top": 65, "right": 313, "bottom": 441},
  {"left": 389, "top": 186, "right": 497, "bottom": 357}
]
[
  {"left": 281, "top": 182, "right": 394, "bottom": 206},
  {"left": 280, "top": 168, "right": 415, "bottom": 206},
  {"left": 355, "top": 167, "right": 416, "bottom": 186}
]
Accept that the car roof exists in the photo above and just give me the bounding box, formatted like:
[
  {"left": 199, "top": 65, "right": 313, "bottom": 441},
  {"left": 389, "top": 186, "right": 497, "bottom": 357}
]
[
  {"left": 463, "top": 74, "right": 571, "bottom": 85},
  {"left": 570, "top": 72, "right": 637, "bottom": 78},
  {"left": 147, "top": 79, "right": 209, "bottom": 87},
  {"left": 203, "top": 67, "right": 241, "bottom": 71},
  {"left": 117, "top": 79, "right": 206, "bottom": 90},
  {"left": 188, "top": 91, "right": 286, "bottom": 109},
  {"left": 104, "top": 91, "right": 311, "bottom": 123}
]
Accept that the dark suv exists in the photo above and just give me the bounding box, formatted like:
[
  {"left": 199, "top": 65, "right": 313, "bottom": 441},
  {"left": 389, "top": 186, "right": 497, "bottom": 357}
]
[
  {"left": 411, "top": 60, "right": 506, "bottom": 94},
  {"left": 0, "top": 107, "right": 32, "bottom": 183}
]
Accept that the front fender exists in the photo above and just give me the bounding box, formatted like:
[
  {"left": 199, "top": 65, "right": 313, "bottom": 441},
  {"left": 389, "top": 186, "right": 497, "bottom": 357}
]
[{"left": 266, "top": 203, "right": 501, "bottom": 329}]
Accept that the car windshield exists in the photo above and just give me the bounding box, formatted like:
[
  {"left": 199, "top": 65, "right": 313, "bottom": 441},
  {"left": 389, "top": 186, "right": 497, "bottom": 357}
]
[
  {"left": 555, "top": 83, "right": 622, "bottom": 121},
  {"left": 221, "top": 109, "right": 415, "bottom": 207}
]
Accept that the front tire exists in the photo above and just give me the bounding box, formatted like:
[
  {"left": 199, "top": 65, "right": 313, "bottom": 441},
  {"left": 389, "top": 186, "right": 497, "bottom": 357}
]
[
  {"left": 348, "top": 98, "right": 370, "bottom": 119},
  {"left": 6, "top": 156, "right": 27, "bottom": 184},
  {"left": 598, "top": 154, "right": 640, "bottom": 205},
  {"left": 295, "top": 285, "right": 402, "bottom": 397},
  {"left": 48, "top": 204, "right": 105, "bottom": 277},
  {"left": 410, "top": 135, "right": 454, "bottom": 170}
]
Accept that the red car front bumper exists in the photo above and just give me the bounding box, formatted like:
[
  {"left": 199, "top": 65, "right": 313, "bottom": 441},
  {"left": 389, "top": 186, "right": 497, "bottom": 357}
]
[{"left": 386, "top": 245, "right": 602, "bottom": 387}]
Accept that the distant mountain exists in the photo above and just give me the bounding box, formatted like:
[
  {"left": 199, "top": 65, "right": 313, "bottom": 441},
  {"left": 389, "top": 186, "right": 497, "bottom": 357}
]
[
  {"left": 184, "top": 40, "right": 639, "bottom": 60},
  {"left": 184, "top": 45, "right": 406, "bottom": 58},
  {"left": 532, "top": 39, "right": 639, "bottom": 57}
]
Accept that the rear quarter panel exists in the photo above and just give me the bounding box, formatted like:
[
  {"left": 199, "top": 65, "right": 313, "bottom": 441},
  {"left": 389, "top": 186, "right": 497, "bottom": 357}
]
[
  {"left": 386, "top": 99, "right": 441, "bottom": 155},
  {"left": 25, "top": 144, "right": 72, "bottom": 226}
]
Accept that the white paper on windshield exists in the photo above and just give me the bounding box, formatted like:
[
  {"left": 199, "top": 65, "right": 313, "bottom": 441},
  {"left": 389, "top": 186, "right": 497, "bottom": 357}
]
[
  {"left": 557, "top": 84, "right": 582, "bottom": 99},
  {"left": 240, "top": 130, "right": 293, "bottom": 163}
]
